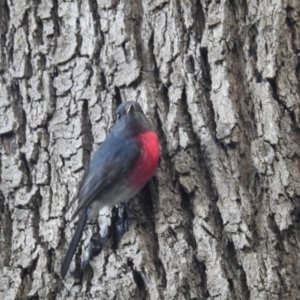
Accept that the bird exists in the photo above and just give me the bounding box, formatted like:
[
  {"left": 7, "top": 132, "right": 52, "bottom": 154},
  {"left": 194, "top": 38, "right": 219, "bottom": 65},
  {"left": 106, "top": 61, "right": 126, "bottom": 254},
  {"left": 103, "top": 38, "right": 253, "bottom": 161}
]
[{"left": 60, "top": 101, "right": 160, "bottom": 278}]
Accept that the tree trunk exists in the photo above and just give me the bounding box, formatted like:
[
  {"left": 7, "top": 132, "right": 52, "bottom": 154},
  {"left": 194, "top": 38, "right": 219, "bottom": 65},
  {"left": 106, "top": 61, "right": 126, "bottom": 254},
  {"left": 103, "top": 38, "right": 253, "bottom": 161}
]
[{"left": 1, "top": 0, "right": 300, "bottom": 299}]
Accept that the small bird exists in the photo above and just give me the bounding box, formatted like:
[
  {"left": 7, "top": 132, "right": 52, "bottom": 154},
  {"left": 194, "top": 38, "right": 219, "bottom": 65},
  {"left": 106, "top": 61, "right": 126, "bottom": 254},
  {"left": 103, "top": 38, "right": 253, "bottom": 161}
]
[{"left": 60, "top": 101, "right": 160, "bottom": 278}]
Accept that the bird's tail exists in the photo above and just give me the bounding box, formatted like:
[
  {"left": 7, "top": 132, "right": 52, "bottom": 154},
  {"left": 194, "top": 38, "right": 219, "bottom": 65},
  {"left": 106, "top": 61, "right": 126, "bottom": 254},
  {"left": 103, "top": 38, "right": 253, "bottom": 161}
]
[{"left": 60, "top": 209, "right": 88, "bottom": 279}]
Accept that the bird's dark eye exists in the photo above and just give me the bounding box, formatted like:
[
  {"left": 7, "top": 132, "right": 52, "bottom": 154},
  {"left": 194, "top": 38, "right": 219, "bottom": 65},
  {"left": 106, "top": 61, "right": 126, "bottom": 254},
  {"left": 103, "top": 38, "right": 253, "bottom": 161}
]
[{"left": 117, "top": 113, "right": 121, "bottom": 119}]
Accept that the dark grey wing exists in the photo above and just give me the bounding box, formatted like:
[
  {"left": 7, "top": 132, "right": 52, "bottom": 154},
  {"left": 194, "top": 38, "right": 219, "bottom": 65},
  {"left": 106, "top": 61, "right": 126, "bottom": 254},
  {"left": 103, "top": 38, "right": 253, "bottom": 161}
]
[
  {"left": 65, "top": 169, "right": 89, "bottom": 215},
  {"left": 70, "top": 134, "right": 140, "bottom": 221}
]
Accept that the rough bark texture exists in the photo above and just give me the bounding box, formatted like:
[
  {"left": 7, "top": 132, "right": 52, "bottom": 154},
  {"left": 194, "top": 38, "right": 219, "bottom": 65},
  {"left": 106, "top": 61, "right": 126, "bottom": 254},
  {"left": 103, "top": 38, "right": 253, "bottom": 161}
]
[{"left": 1, "top": 0, "right": 300, "bottom": 299}]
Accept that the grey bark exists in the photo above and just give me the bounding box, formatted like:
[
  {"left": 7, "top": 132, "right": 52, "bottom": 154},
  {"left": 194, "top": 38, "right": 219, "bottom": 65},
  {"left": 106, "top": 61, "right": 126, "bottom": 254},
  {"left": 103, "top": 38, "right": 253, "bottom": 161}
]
[{"left": 1, "top": 0, "right": 300, "bottom": 299}]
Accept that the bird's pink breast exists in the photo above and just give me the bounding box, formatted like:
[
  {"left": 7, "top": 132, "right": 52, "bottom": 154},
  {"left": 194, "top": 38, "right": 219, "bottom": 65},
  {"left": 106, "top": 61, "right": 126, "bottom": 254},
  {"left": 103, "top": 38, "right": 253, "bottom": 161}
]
[{"left": 129, "top": 131, "right": 160, "bottom": 188}]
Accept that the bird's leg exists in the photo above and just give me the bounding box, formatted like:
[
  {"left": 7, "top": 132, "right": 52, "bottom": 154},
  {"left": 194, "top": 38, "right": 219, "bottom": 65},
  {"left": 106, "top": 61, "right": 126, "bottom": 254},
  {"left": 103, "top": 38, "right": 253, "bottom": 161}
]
[
  {"left": 122, "top": 203, "right": 155, "bottom": 224},
  {"left": 123, "top": 204, "right": 144, "bottom": 220}
]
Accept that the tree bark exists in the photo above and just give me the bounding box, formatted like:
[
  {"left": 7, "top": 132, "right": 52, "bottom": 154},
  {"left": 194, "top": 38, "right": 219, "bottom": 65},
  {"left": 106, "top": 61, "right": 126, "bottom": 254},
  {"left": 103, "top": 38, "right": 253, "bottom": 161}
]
[{"left": 1, "top": 0, "right": 300, "bottom": 299}]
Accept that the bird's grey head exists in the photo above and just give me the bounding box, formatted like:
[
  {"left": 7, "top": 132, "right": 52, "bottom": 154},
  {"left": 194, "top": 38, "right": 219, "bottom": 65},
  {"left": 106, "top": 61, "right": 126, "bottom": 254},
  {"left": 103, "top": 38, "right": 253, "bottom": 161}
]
[{"left": 114, "top": 101, "right": 154, "bottom": 137}]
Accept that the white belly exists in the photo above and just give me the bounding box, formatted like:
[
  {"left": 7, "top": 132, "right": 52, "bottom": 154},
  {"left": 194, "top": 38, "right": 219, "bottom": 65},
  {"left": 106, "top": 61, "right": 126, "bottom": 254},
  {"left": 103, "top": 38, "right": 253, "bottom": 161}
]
[{"left": 87, "top": 182, "right": 139, "bottom": 220}]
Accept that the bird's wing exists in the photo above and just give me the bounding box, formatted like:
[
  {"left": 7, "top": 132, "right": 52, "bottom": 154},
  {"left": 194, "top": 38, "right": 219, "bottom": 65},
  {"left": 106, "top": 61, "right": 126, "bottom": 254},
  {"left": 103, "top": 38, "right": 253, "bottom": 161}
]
[{"left": 69, "top": 134, "right": 140, "bottom": 221}]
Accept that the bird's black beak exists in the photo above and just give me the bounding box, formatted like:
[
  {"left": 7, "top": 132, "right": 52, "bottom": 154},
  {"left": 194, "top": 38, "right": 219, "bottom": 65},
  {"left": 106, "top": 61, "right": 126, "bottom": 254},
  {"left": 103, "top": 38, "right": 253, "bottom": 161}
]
[{"left": 126, "top": 104, "right": 134, "bottom": 114}]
